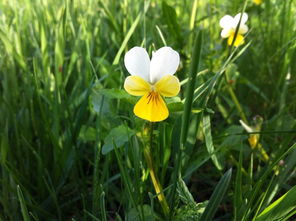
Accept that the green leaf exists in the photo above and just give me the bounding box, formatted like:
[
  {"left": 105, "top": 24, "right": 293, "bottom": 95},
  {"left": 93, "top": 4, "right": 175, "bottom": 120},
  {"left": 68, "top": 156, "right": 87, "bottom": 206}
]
[
  {"left": 126, "top": 205, "right": 155, "bottom": 221},
  {"left": 254, "top": 185, "right": 296, "bottom": 221},
  {"left": 91, "top": 90, "right": 112, "bottom": 115},
  {"left": 78, "top": 126, "right": 97, "bottom": 142},
  {"left": 92, "top": 88, "right": 137, "bottom": 108},
  {"left": 200, "top": 169, "right": 232, "bottom": 221},
  {"left": 177, "top": 178, "right": 196, "bottom": 206},
  {"left": 102, "top": 125, "right": 135, "bottom": 155},
  {"left": 220, "top": 125, "right": 247, "bottom": 150},
  {"left": 225, "top": 63, "right": 239, "bottom": 83},
  {"left": 202, "top": 115, "right": 223, "bottom": 170},
  {"left": 173, "top": 201, "right": 208, "bottom": 221},
  {"left": 167, "top": 102, "right": 184, "bottom": 112},
  {"left": 99, "top": 88, "right": 136, "bottom": 104}
]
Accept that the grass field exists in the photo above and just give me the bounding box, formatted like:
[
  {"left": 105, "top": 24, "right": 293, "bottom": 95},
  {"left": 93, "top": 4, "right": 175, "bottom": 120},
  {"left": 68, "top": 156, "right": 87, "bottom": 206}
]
[{"left": 0, "top": 0, "right": 296, "bottom": 220}]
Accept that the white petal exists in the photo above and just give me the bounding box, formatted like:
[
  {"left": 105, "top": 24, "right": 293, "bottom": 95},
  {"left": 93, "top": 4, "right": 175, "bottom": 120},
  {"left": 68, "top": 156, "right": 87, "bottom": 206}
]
[
  {"left": 239, "top": 120, "right": 253, "bottom": 133},
  {"left": 124, "top": 47, "right": 150, "bottom": 82},
  {"left": 221, "top": 28, "right": 232, "bottom": 38},
  {"left": 149, "top": 47, "right": 180, "bottom": 84},
  {"left": 219, "top": 15, "right": 234, "bottom": 29},
  {"left": 239, "top": 24, "right": 248, "bottom": 34},
  {"left": 234, "top": 13, "right": 248, "bottom": 25}
]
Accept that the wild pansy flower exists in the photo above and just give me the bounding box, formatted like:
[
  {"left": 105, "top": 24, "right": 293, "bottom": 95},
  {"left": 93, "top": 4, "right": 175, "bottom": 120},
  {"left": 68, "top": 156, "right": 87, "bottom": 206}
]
[
  {"left": 124, "top": 46, "right": 180, "bottom": 122},
  {"left": 253, "top": 0, "right": 263, "bottom": 5},
  {"left": 219, "top": 13, "right": 249, "bottom": 47}
]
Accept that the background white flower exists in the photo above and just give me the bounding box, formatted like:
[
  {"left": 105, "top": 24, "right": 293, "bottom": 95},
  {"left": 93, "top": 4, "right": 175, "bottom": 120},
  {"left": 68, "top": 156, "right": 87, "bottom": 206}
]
[{"left": 219, "top": 12, "right": 249, "bottom": 46}]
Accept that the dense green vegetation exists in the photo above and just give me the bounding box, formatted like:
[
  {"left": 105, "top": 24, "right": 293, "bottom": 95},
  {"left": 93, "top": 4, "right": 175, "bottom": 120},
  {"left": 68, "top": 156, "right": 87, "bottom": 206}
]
[{"left": 0, "top": 0, "right": 295, "bottom": 220}]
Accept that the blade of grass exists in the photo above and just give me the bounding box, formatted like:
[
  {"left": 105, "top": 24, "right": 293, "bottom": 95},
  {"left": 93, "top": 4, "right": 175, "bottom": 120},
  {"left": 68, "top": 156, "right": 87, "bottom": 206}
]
[
  {"left": 180, "top": 30, "right": 203, "bottom": 144},
  {"left": 100, "top": 191, "right": 107, "bottom": 221},
  {"left": 200, "top": 169, "right": 232, "bottom": 221},
  {"left": 234, "top": 142, "right": 243, "bottom": 221},
  {"left": 113, "top": 140, "right": 144, "bottom": 221},
  {"left": 254, "top": 185, "right": 296, "bottom": 221},
  {"left": 169, "top": 31, "right": 203, "bottom": 218},
  {"left": 241, "top": 143, "right": 296, "bottom": 220},
  {"left": 202, "top": 114, "right": 223, "bottom": 170},
  {"left": 112, "top": 13, "right": 142, "bottom": 65},
  {"left": 17, "top": 185, "right": 31, "bottom": 221}
]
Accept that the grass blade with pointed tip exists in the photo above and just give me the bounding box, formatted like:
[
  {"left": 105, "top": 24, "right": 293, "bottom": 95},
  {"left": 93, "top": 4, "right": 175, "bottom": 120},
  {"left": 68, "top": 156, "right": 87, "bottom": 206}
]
[
  {"left": 202, "top": 114, "right": 223, "bottom": 170},
  {"left": 234, "top": 143, "right": 243, "bottom": 221},
  {"left": 254, "top": 185, "right": 296, "bottom": 221},
  {"left": 112, "top": 13, "right": 142, "bottom": 65},
  {"left": 200, "top": 169, "right": 232, "bottom": 221},
  {"left": 17, "top": 185, "right": 31, "bottom": 221},
  {"left": 180, "top": 30, "right": 203, "bottom": 144},
  {"left": 169, "top": 31, "right": 203, "bottom": 218}
]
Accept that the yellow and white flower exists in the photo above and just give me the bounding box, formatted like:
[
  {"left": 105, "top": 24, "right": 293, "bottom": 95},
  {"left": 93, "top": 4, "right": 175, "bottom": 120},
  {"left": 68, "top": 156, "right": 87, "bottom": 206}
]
[
  {"left": 253, "top": 0, "right": 263, "bottom": 5},
  {"left": 219, "top": 13, "right": 249, "bottom": 47},
  {"left": 124, "top": 46, "right": 180, "bottom": 122}
]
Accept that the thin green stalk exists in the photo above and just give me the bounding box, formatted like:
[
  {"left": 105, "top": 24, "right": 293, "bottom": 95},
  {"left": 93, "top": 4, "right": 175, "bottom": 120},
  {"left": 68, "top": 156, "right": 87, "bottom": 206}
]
[
  {"left": 92, "top": 95, "right": 104, "bottom": 216},
  {"left": 143, "top": 0, "right": 146, "bottom": 48},
  {"left": 225, "top": 66, "right": 270, "bottom": 162},
  {"left": 226, "top": 82, "right": 248, "bottom": 123},
  {"left": 143, "top": 122, "right": 169, "bottom": 216},
  {"left": 224, "top": 0, "right": 249, "bottom": 124},
  {"left": 189, "top": 0, "right": 198, "bottom": 31}
]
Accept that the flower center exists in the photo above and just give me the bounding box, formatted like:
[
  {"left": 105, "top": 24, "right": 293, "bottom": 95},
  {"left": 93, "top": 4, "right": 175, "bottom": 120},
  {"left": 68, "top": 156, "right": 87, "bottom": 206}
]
[
  {"left": 147, "top": 91, "right": 158, "bottom": 104},
  {"left": 150, "top": 85, "right": 156, "bottom": 92}
]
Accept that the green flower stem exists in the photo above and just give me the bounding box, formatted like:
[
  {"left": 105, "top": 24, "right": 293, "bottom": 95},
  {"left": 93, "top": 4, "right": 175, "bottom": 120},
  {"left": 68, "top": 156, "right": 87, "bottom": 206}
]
[
  {"left": 143, "top": 122, "right": 169, "bottom": 216},
  {"left": 224, "top": 72, "right": 248, "bottom": 124},
  {"left": 224, "top": 70, "right": 269, "bottom": 162},
  {"left": 227, "top": 86, "right": 248, "bottom": 123},
  {"left": 256, "top": 143, "right": 270, "bottom": 162}
]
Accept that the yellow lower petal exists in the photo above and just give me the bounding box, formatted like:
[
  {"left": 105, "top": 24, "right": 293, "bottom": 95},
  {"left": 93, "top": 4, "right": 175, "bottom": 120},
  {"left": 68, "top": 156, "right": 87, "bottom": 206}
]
[
  {"left": 227, "top": 34, "right": 245, "bottom": 47},
  {"left": 248, "top": 135, "right": 259, "bottom": 149},
  {"left": 134, "top": 92, "right": 169, "bottom": 122},
  {"left": 124, "top": 76, "right": 150, "bottom": 96},
  {"left": 155, "top": 75, "right": 180, "bottom": 97}
]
